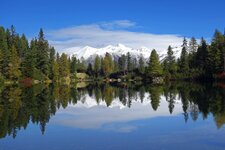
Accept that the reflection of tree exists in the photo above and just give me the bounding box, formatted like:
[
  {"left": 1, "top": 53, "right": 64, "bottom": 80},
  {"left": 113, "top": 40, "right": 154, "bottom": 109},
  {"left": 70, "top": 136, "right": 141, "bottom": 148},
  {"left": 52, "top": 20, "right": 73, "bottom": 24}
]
[
  {"left": 103, "top": 85, "right": 114, "bottom": 106},
  {"left": 0, "top": 86, "right": 22, "bottom": 138},
  {"left": 148, "top": 86, "right": 163, "bottom": 111},
  {"left": 118, "top": 88, "right": 127, "bottom": 106},
  {"left": 190, "top": 103, "right": 199, "bottom": 121},
  {"left": 59, "top": 85, "right": 71, "bottom": 108},
  {"left": 139, "top": 86, "right": 145, "bottom": 103},
  {"left": 2, "top": 82, "right": 225, "bottom": 139}
]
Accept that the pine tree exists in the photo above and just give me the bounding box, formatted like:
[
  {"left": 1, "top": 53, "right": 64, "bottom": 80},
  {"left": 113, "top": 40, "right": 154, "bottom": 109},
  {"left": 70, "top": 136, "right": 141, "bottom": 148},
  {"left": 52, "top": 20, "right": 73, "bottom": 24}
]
[
  {"left": 127, "top": 52, "right": 133, "bottom": 71},
  {"left": 70, "top": 55, "right": 77, "bottom": 74},
  {"left": 179, "top": 39, "right": 189, "bottom": 74},
  {"left": 49, "top": 47, "right": 56, "bottom": 80},
  {"left": 87, "top": 63, "right": 93, "bottom": 76},
  {"left": 23, "top": 41, "right": 36, "bottom": 78},
  {"left": 103, "top": 53, "right": 114, "bottom": 76},
  {"left": 36, "top": 29, "right": 50, "bottom": 77},
  {"left": 94, "top": 55, "right": 101, "bottom": 77},
  {"left": 147, "top": 49, "right": 162, "bottom": 77},
  {"left": 138, "top": 56, "right": 145, "bottom": 74},
  {"left": 8, "top": 45, "right": 21, "bottom": 80},
  {"left": 179, "top": 47, "right": 189, "bottom": 74},
  {"left": 0, "top": 48, "right": 3, "bottom": 76},
  {"left": 163, "top": 46, "right": 177, "bottom": 74},
  {"left": 52, "top": 60, "right": 59, "bottom": 81},
  {"left": 189, "top": 37, "right": 198, "bottom": 53},
  {"left": 208, "top": 30, "right": 225, "bottom": 73},
  {"left": 196, "top": 38, "right": 208, "bottom": 72},
  {"left": 0, "top": 27, "right": 9, "bottom": 77},
  {"left": 59, "top": 53, "right": 70, "bottom": 78},
  {"left": 118, "top": 54, "right": 126, "bottom": 74},
  {"left": 113, "top": 59, "right": 119, "bottom": 73}
]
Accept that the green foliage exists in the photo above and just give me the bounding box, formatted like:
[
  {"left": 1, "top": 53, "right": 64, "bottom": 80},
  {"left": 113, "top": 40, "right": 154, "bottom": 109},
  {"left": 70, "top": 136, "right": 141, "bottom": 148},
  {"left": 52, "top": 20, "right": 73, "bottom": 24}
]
[
  {"left": 138, "top": 56, "right": 145, "bottom": 74},
  {"left": 70, "top": 55, "right": 77, "bottom": 74},
  {"left": 94, "top": 55, "right": 101, "bottom": 76},
  {"left": 146, "top": 49, "right": 163, "bottom": 77},
  {"left": 178, "top": 47, "right": 189, "bottom": 74},
  {"left": 59, "top": 53, "right": 70, "bottom": 78},
  {"left": 163, "top": 46, "right": 177, "bottom": 75},
  {"left": 118, "top": 54, "right": 126, "bottom": 74},
  {"left": 36, "top": 29, "right": 50, "bottom": 77},
  {"left": 0, "top": 25, "right": 224, "bottom": 83},
  {"left": 8, "top": 45, "right": 21, "bottom": 80},
  {"left": 102, "top": 53, "right": 114, "bottom": 76}
]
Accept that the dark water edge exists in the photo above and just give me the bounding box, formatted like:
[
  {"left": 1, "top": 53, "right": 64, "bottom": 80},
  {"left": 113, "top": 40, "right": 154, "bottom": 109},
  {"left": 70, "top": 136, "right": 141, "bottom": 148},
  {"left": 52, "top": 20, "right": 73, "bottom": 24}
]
[{"left": 0, "top": 81, "right": 225, "bottom": 150}]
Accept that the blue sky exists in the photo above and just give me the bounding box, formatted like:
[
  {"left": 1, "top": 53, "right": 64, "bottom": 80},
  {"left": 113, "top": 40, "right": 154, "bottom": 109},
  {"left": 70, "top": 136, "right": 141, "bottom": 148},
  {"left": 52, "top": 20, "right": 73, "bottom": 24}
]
[{"left": 1, "top": 0, "right": 225, "bottom": 51}]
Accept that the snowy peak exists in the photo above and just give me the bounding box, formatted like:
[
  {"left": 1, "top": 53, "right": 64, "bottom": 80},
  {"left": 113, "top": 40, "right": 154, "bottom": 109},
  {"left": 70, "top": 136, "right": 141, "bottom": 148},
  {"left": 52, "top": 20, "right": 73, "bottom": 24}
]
[{"left": 67, "top": 44, "right": 182, "bottom": 61}]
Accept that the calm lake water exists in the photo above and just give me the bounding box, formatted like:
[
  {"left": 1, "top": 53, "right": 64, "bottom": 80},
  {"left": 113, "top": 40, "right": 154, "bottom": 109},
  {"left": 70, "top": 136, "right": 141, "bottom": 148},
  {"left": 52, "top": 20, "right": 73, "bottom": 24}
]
[{"left": 0, "top": 82, "right": 225, "bottom": 150}]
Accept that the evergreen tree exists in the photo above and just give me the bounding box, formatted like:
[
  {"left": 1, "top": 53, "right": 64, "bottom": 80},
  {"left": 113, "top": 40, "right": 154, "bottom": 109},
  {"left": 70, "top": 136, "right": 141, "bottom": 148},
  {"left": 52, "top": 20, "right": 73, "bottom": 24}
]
[
  {"left": 208, "top": 30, "right": 224, "bottom": 73},
  {"left": 49, "top": 47, "right": 56, "bottom": 80},
  {"left": 103, "top": 53, "right": 114, "bottom": 76},
  {"left": 52, "top": 60, "right": 59, "bottom": 81},
  {"left": 138, "top": 56, "right": 145, "bottom": 74},
  {"left": 118, "top": 54, "right": 126, "bottom": 74},
  {"left": 113, "top": 59, "right": 119, "bottom": 73},
  {"left": 70, "top": 55, "right": 77, "bottom": 74},
  {"left": 77, "top": 57, "right": 87, "bottom": 73},
  {"left": 36, "top": 29, "right": 49, "bottom": 77},
  {"left": 8, "top": 45, "right": 21, "bottom": 80},
  {"left": 196, "top": 38, "right": 208, "bottom": 72},
  {"left": 147, "top": 49, "right": 162, "bottom": 77},
  {"left": 94, "top": 55, "right": 101, "bottom": 77},
  {"left": 23, "top": 40, "right": 36, "bottom": 78},
  {"left": 0, "top": 27, "right": 9, "bottom": 77},
  {"left": 87, "top": 63, "right": 93, "bottom": 76},
  {"left": 127, "top": 52, "right": 133, "bottom": 71},
  {"left": 189, "top": 37, "right": 198, "bottom": 53},
  {"left": 59, "top": 53, "right": 70, "bottom": 78},
  {"left": 179, "top": 39, "right": 189, "bottom": 74},
  {"left": 163, "top": 46, "right": 177, "bottom": 74}
]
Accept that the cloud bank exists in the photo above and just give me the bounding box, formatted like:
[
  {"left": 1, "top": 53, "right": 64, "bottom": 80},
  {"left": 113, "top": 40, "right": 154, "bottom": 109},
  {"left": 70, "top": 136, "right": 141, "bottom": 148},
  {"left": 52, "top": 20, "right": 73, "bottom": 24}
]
[{"left": 47, "top": 20, "right": 184, "bottom": 53}]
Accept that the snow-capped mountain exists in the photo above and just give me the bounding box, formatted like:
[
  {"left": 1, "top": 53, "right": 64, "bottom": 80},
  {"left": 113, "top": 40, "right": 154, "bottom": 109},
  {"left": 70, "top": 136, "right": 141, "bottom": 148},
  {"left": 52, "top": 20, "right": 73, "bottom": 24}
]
[{"left": 67, "top": 44, "right": 181, "bottom": 61}]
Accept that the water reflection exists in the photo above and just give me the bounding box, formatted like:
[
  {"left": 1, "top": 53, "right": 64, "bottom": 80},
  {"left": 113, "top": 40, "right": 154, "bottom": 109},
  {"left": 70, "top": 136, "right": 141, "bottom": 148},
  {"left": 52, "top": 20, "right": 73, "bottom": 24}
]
[{"left": 0, "top": 82, "right": 225, "bottom": 139}]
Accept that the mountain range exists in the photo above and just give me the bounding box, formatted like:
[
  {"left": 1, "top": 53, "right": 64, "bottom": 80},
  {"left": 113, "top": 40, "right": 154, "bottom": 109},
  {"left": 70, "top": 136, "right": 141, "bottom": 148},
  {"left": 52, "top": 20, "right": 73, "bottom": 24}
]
[{"left": 66, "top": 44, "right": 182, "bottom": 62}]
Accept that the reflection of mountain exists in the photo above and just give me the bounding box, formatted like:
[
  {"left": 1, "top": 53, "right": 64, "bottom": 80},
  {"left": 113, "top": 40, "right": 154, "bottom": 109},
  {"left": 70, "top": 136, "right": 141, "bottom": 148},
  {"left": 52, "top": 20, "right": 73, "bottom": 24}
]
[
  {"left": 51, "top": 94, "right": 183, "bottom": 130},
  {"left": 1, "top": 82, "right": 225, "bottom": 138}
]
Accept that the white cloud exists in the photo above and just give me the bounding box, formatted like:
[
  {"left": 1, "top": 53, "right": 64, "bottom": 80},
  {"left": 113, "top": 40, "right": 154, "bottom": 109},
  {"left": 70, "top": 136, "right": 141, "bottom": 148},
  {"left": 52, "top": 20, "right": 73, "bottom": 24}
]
[{"left": 47, "top": 20, "right": 184, "bottom": 53}]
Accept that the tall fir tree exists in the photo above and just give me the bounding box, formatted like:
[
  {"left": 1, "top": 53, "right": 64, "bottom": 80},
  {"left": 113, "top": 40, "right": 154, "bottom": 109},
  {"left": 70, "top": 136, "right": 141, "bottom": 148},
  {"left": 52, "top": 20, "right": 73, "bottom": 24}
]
[
  {"left": 59, "top": 53, "right": 70, "bottom": 78},
  {"left": 127, "top": 52, "right": 133, "bottom": 71},
  {"left": 163, "top": 46, "right": 177, "bottom": 74},
  {"left": 146, "top": 49, "right": 163, "bottom": 77},
  {"left": 36, "top": 29, "right": 50, "bottom": 77},
  {"left": 103, "top": 53, "right": 114, "bottom": 76},
  {"left": 70, "top": 55, "right": 77, "bottom": 74},
  {"left": 49, "top": 47, "right": 56, "bottom": 80},
  {"left": 138, "top": 56, "right": 145, "bottom": 74},
  {"left": 8, "top": 45, "right": 21, "bottom": 80},
  {"left": 179, "top": 39, "right": 189, "bottom": 74},
  {"left": 118, "top": 54, "right": 126, "bottom": 74},
  {"left": 94, "top": 55, "right": 101, "bottom": 77},
  {"left": 189, "top": 37, "right": 198, "bottom": 53}
]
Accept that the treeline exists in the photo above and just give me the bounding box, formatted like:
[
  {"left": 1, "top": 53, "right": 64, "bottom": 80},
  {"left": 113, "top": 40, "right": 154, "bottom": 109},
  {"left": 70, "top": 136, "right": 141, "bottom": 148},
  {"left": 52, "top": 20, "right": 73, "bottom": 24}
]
[
  {"left": 1, "top": 82, "right": 225, "bottom": 138},
  {"left": 77, "top": 29, "right": 225, "bottom": 81},
  {"left": 0, "top": 25, "right": 225, "bottom": 83},
  {"left": 0, "top": 26, "right": 74, "bottom": 83}
]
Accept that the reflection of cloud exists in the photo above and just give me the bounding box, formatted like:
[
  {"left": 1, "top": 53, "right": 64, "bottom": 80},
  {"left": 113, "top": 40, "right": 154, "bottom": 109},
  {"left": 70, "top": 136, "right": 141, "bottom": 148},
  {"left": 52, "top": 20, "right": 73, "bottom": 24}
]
[
  {"left": 47, "top": 20, "right": 184, "bottom": 53},
  {"left": 50, "top": 94, "right": 183, "bottom": 132},
  {"left": 104, "top": 124, "right": 137, "bottom": 133}
]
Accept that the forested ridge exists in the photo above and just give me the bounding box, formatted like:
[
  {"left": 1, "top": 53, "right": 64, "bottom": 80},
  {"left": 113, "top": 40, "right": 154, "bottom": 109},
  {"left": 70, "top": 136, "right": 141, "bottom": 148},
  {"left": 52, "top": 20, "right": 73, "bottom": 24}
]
[{"left": 0, "top": 25, "right": 225, "bottom": 84}]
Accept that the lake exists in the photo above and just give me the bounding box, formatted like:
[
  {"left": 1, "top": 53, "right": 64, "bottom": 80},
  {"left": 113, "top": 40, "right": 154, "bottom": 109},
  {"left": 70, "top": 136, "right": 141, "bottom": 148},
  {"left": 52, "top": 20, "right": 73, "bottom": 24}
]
[{"left": 0, "top": 82, "right": 225, "bottom": 150}]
